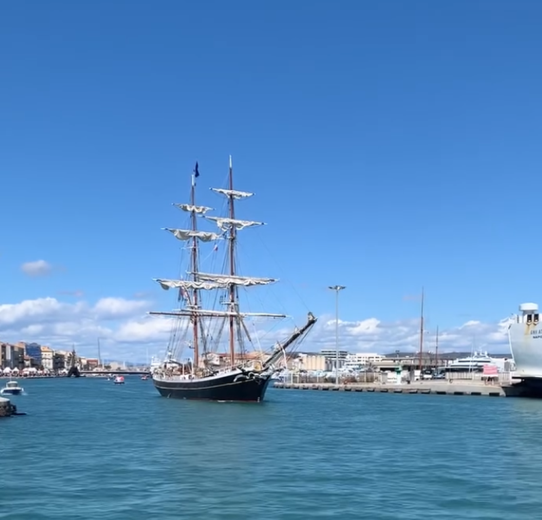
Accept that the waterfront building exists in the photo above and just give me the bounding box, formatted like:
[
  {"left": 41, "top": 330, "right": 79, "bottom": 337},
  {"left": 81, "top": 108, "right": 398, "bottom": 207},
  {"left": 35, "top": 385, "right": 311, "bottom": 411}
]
[
  {"left": 53, "top": 352, "right": 66, "bottom": 371},
  {"left": 40, "top": 346, "right": 54, "bottom": 371},
  {"left": 85, "top": 358, "right": 99, "bottom": 370},
  {"left": 0, "top": 343, "right": 25, "bottom": 369},
  {"left": 344, "top": 352, "right": 384, "bottom": 369},
  {"left": 25, "top": 342, "right": 42, "bottom": 366},
  {"left": 320, "top": 349, "right": 349, "bottom": 370},
  {"left": 296, "top": 353, "right": 327, "bottom": 371}
]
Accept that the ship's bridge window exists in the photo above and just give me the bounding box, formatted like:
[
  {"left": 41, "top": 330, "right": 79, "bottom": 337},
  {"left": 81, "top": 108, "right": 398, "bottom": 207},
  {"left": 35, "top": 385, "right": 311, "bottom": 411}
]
[
  {"left": 535, "top": 314, "right": 539, "bottom": 323},
  {"left": 527, "top": 314, "right": 533, "bottom": 324}
]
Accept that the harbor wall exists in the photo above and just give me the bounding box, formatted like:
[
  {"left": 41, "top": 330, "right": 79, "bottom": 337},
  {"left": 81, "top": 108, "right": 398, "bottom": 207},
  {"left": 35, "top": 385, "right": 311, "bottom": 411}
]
[
  {"left": 281, "top": 371, "right": 513, "bottom": 385},
  {"left": 273, "top": 380, "right": 506, "bottom": 397}
]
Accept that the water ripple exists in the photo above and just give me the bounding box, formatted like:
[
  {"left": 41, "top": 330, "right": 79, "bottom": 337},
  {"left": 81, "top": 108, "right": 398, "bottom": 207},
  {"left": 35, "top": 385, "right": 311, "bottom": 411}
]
[{"left": 1, "top": 380, "right": 542, "bottom": 519}]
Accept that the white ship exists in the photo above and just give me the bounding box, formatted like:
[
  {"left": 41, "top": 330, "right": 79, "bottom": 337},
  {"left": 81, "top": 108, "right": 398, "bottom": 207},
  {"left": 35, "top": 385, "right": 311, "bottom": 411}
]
[
  {"left": 505, "top": 302, "right": 542, "bottom": 397},
  {"left": 508, "top": 303, "right": 542, "bottom": 378},
  {"left": 447, "top": 351, "right": 495, "bottom": 372}
]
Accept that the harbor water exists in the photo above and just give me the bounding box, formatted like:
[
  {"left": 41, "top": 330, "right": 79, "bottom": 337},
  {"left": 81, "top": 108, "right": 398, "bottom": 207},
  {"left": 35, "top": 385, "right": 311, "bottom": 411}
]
[{"left": 1, "top": 377, "right": 542, "bottom": 519}]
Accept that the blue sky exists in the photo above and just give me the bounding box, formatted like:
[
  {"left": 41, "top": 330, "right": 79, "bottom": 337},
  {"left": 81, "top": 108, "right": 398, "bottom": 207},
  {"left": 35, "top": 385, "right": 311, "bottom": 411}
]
[{"left": 1, "top": 0, "right": 541, "bottom": 359}]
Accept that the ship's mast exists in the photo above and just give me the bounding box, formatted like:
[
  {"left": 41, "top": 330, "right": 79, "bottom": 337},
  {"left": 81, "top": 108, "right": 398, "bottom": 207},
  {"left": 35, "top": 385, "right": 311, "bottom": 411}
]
[
  {"left": 97, "top": 338, "right": 102, "bottom": 369},
  {"left": 190, "top": 163, "right": 200, "bottom": 369},
  {"left": 418, "top": 287, "right": 424, "bottom": 372},
  {"left": 435, "top": 325, "right": 439, "bottom": 371},
  {"left": 151, "top": 157, "right": 293, "bottom": 369},
  {"left": 228, "top": 155, "right": 236, "bottom": 367}
]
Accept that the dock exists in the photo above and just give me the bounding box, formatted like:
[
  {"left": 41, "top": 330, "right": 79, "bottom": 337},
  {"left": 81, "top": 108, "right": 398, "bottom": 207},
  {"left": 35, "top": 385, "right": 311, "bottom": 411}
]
[{"left": 273, "top": 380, "right": 506, "bottom": 397}]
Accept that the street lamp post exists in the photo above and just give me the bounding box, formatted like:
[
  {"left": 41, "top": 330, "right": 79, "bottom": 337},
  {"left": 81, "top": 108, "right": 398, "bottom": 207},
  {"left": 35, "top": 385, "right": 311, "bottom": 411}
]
[
  {"left": 328, "top": 285, "right": 346, "bottom": 385},
  {"left": 97, "top": 337, "right": 103, "bottom": 370}
]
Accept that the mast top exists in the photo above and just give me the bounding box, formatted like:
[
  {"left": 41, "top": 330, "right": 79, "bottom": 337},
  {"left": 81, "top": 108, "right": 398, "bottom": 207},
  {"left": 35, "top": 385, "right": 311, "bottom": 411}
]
[{"left": 191, "top": 161, "right": 200, "bottom": 187}]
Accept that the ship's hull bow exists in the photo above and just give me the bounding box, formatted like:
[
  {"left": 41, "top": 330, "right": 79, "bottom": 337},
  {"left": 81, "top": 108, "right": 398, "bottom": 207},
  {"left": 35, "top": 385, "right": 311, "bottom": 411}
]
[{"left": 152, "top": 370, "right": 272, "bottom": 402}]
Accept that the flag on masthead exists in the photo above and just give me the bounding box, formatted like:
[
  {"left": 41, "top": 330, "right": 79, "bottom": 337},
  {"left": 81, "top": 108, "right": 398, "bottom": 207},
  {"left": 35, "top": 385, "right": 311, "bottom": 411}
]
[{"left": 192, "top": 161, "right": 200, "bottom": 186}]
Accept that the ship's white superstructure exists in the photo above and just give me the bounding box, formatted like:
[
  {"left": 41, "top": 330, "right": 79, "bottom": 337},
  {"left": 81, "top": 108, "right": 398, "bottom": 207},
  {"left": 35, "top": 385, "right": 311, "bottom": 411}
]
[
  {"left": 508, "top": 302, "right": 542, "bottom": 379},
  {"left": 447, "top": 351, "right": 495, "bottom": 371}
]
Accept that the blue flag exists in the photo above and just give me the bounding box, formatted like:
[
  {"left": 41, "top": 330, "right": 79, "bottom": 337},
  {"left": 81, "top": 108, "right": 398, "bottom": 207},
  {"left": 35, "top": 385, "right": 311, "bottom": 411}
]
[{"left": 194, "top": 162, "right": 200, "bottom": 178}]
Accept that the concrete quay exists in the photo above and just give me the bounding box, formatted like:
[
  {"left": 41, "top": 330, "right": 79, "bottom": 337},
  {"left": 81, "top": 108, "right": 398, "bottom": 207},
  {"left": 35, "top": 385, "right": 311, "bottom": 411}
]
[{"left": 273, "top": 380, "right": 506, "bottom": 397}]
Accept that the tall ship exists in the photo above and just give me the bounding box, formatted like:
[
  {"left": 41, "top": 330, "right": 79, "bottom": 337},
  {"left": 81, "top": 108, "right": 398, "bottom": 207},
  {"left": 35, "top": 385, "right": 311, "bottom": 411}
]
[
  {"left": 506, "top": 302, "right": 542, "bottom": 397},
  {"left": 66, "top": 347, "right": 81, "bottom": 378},
  {"left": 150, "top": 157, "right": 317, "bottom": 402}
]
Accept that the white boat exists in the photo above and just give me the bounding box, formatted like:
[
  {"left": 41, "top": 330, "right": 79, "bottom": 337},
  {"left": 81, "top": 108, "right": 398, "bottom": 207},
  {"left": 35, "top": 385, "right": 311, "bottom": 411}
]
[
  {"left": 114, "top": 376, "right": 125, "bottom": 385},
  {"left": 0, "top": 380, "right": 24, "bottom": 396},
  {"left": 447, "top": 351, "right": 497, "bottom": 372}
]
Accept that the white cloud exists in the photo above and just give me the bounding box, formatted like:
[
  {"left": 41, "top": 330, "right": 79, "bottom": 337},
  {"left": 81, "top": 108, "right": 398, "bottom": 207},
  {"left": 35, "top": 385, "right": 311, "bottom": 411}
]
[
  {"left": 0, "top": 297, "right": 80, "bottom": 326},
  {"left": 0, "top": 296, "right": 513, "bottom": 363},
  {"left": 93, "top": 297, "right": 149, "bottom": 319},
  {"left": 20, "top": 260, "right": 53, "bottom": 277},
  {"left": 347, "top": 318, "right": 381, "bottom": 336},
  {"left": 309, "top": 314, "right": 512, "bottom": 355},
  {"left": 115, "top": 316, "right": 174, "bottom": 343}
]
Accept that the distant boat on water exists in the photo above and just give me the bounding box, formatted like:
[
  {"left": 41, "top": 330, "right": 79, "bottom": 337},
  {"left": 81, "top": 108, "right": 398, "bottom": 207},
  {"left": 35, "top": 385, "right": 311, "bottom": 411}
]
[
  {"left": 66, "top": 346, "right": 81, "bottom": 378},
  {"left": 0, "top": 380, "right": 24, "bottom": 396}
]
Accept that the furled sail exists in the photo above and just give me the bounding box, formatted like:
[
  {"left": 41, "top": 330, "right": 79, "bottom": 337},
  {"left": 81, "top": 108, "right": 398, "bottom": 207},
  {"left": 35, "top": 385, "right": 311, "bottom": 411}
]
[
  {"left": 150, "top": 309, "right": 287, "bottom": 318},
  {"left": 205, "top": 216, "right": 264, "bottom": 231},
  {"left": 164, "top": 228, "right": 221, "bottom": 242},
  {"left": 155, "top": 274, "right": 275, "bottom": 291},
  {"left": 154, "top": 279, "right": 225, "bottom": 291},
  {"left": 211, "top": 188, "right": 253, "bottom": 199},
  {"left": 197, "top": 273, "right": 278, "bottom": 286},
  {"left": 174, "top": 203, "right": 213, "bottom": 214}
]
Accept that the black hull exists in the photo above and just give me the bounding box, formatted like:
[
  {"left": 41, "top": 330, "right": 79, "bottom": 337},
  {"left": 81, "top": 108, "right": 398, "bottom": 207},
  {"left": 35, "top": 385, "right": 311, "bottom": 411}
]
[
  {"left": 67, "top": 366, "right": 80, "bottom": 378},
  {"left": 502, "top": 379, "right": 542, "bottom": 398},
  {"left": 153, "top": 371, "right": 272, "bottom": 402}
]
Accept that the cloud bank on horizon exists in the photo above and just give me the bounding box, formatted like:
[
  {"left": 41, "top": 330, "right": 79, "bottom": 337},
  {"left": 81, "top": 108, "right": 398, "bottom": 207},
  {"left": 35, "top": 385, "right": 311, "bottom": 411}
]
[{"left": 0, "top": 293, "right": 513, "bottom": 363}]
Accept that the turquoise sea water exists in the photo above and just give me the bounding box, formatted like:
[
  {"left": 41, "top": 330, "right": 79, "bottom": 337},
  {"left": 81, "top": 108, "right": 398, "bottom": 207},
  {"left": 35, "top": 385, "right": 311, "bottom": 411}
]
[{"left": 1, "top": 378, "right": 542, "bottom": 519}]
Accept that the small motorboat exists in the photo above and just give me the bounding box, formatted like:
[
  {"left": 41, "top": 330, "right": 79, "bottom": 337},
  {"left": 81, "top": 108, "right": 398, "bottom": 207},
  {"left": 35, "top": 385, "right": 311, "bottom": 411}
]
[
  {"left": 0, "top": 380, "right": 24, "bottom": 396},
  {"left": 141, "top": 375, "right": 148, "bottom": 381},
  {"left": 114, "top": 376, "right": 125, "bottom": 385}
]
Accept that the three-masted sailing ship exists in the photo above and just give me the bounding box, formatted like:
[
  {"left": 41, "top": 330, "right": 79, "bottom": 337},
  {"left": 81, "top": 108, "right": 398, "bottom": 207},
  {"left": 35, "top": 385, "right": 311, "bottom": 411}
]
[{"left": 150, "top": 157, "right": 317, "bottom": 402}]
